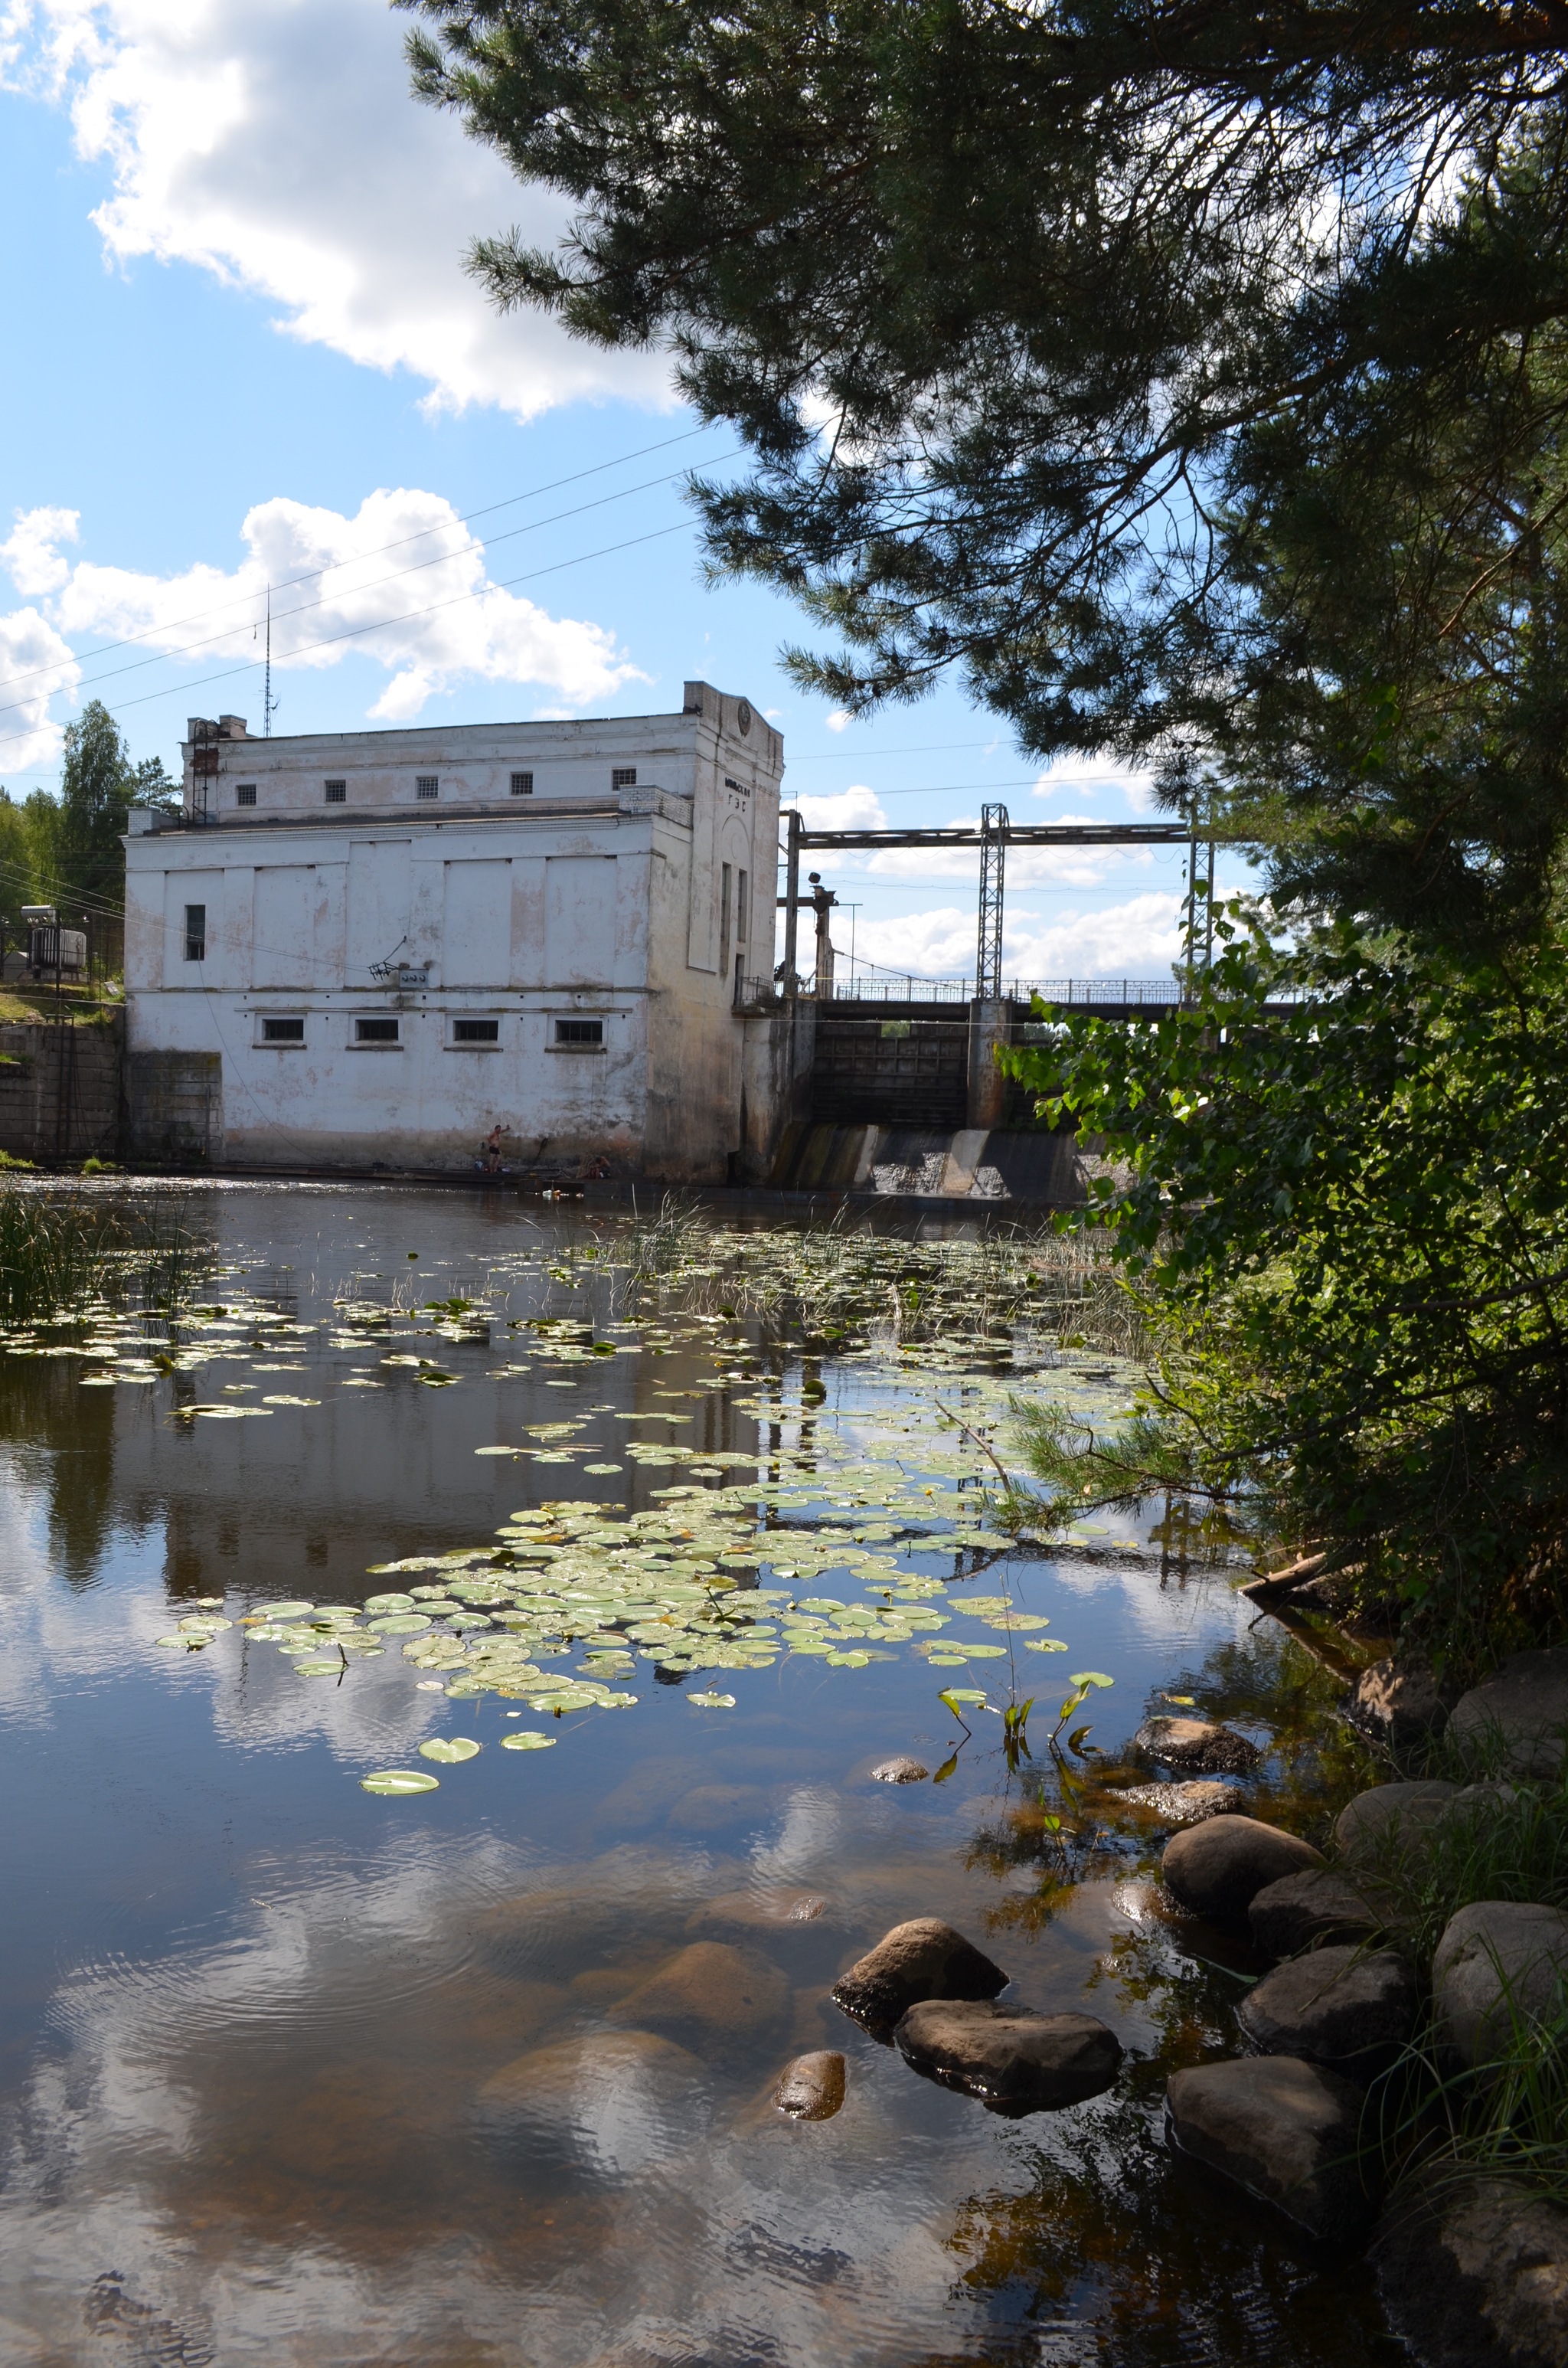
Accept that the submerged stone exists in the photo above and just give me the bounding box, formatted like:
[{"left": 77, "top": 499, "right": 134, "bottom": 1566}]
[
  {"left": 1132, "top": 1718, "right": 1261, "bottom": 1774},
  {"left": 1112, "top": 1779, "right": 1243, "bottom": 1825},
  {"left": 688, "top": 1888, "right": 830, "bottom": 1937},
  {"left": 1165, "top": 2056, "right": 1373, "bottom": 2244},
  {"left": 608, "top": 1941, "right": 791, "bottom": 2043},
  {"left": 831, "top": 1918, "right": 1008, "bottom": 2035},
  {"left": 773, "top": 2051, "right": 847, "bottom": 2121},
  {"left": 893, "top": 1999, "right": 1122, "bottom": 2116},
  {"left": 1161, "top": 1816, "right": 1325, "bottom": 1925},
  {"left": 869, "top": 1756, "right": 930, "bottom": 1784}
]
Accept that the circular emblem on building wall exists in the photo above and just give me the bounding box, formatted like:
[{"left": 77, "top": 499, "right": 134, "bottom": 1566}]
[{"left": 737, "top": 698, "right": 753, "bottom": 734}]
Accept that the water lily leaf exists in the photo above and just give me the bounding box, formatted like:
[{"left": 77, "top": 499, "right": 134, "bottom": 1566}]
[
  {"left": 939, "top": 1686, "right": 988, "bottom": 1706},
  {"left": 265, "top": 1602, "right": 315, "bottom": 1619},
  {"left": 296, "top": 1658, "right": 344, "bottom": 1676},
  {"left": 418, "top": 1737, "right": 482, "bottom": 1762},
  {"left": 1069, "top": 1671, "right": 1115, "bottom": 1689},
  {"left": 688, "top": 1690, "right": 736, "bottom": 1708},
  {"left": 1024, "top": 1638, "right": 1070, "bottom": 1653},
  {"left": 364, "top": 1593, "right": 417, "bottom": 1614},
  {"left": 500, "top": 1732, "right": 557, "bottom": 1751},
  {"left": 155, "top": 1634, "right": 203, "bottom": 1650},
  {"left": 368, "top": 1614, "right": 433, "bottom": 1634},
  {"left": 474, "top": 1445, "right": 522, "bottom": 1456},
  {"left": 825, "top": 1650, "right": 871, "bottom": 1667},
  {"left": 956, "top": 1643, "right": 1008, "bottom": 1657},
  {"left": 360, "top": 1769, "right": 439, "bottom": 1795}
]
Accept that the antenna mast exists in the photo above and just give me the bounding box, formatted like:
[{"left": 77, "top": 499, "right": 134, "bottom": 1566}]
[{"left": 263, "top": 586, "right": 277, "bottom": 737}]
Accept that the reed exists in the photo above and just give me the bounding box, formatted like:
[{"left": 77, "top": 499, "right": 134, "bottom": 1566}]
[{"left": 0, "top": 1188, "right": 205, "bottom": 1323}]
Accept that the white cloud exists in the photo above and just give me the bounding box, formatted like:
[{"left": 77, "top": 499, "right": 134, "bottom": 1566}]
[
  {"left": 825, "top": 708, "right": 852, "bottom": 733},
  {"left": 5, "top": 0, "right": 671, "bottom": 421},
  {"left": 789, "top": 782, "right": 887, "bottom": 832},
  {"left": 0, "top": 606, "right": 82, "bottom": 774},
  {"left": 0, "top": 505, "right": 80, "bottom": 596},
  {"left": 18, "top": 491, "right": 647, "bottom": 719},
  {"left": 849, "top": 886, "right": 1241, "bottom": 983},
  {"left": 1032, "top": 753, "right": 1155, "bottom": 810}
]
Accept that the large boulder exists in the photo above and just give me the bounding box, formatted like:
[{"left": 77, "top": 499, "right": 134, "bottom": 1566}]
[
  {"left": 477, "top": 2031, "right": 707, "bottom": 2180},
  {"left": 1334, "top": 1781, "right": 1460, "bottom": 1858},
  {"left": 1249, "top": 1869, "right": 1384, "bottom": 1959},
  {"left": 1133, "top": 1717, "right": 1261, "bottom": 1775},
  {"left": 1165, "top": 2056, "right": 1373, "bottom": 2244},
  {"left": 1372, "top": 2176, "right": 1568, "bottom": 2368},
  {"left": 772, "top": 2051, "right": 846, "bottom": 2121},
  {"left": 1432, "top": 1902, "right": 1568, "bottom": 2070},
  {"left": 893, "top": 2000, "right": 1122, "bottom": 2118},
  {"left": 1348, "top": 1658, "right": 1451, "bottom": 1754},
  {"left": 1449, "top": 1649, "right": 1568, "bottom": 1779},
  {"left": 831, "top": 1918, "right": 1008, "bottom": 2035},
  {"left": 1161, "top": 1816, "right": 1325, "bottom": 1925},
  {"left": 1237, "top": 1944, "right": 1418, "bottom": 2077}
]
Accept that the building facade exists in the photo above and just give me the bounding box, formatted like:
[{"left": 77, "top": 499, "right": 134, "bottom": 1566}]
[{"left": 122, "top": 682, "right": 789, "bottom": 1178}]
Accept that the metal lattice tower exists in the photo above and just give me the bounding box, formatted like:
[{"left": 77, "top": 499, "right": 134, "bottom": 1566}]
[{"left": 976, "top": 803, "right": 1008, "bottom": 999}]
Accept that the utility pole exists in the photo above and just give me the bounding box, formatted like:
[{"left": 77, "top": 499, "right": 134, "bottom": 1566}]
[
  {"left": 263, "top": 585, "right": 278, "bottom": 737},
  {"left": 781, "top": 809, "right": 802, "bottom": 989}
]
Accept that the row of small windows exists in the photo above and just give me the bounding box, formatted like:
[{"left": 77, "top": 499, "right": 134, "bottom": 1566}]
[
  {"left": 232, "top": 767, "right": 621, "bottom": 807},
  {"left": 257, "top": 1016, "right": 602, "bottom": 1047}
]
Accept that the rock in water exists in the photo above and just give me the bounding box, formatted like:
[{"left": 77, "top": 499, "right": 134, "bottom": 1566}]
[
  {"left": 1132, "top": 1717, "right": 1262, "bottom": 1774},
  {"left": 1334, "top": 1781, "right": 1460, "bottom": 1858},
  {"left": 831, "top": 1918, "right": 1007, "bottom": 2035},
  {"left": 1449, "top": 1648, "right": 1568, "bottom": 1778},
  {"left": 1165, "top": 2056, "right": 1372, "bottom": 2243},
  {"left": 1372, "top": 2177, "right": 1568, "bottom": 2368},
  {"left": 1432, "top": 1902, "right": 1568, "bottom": 2070},
  {"left": 688, "top": 1888, "right": 829, "bottom": 1938},
  {"left": 608, "top": 1941, "right": 791, "bottom": 2045},
  {"left": 773, "top": 2051, "right": 847, "bottom": 2121},
  {"left": 1249, "top": 1869, "right": 1383, "bottom": 1959},
  {"left": 1162, "top": 1816, "right": 1325, "bottom": 1924},
  {"left": 894, "top": 2000, "right": 1122, "bottom": 2117},
  {"left": 1237, "top": 1944, "right": 1418, "bottom": 2076},
  {"left": 478, "top": 2031, "right": 707, "bottom": 2180},
  {"left": 869, "top": 1757, "right": 929, "bottom": 1784},
  {"left": 1112, "top": 1780, "right": 1243, "bottom": 1826},
  {"left": 1348, "top": 1658, "right": 1451, "bottom": 1753}
]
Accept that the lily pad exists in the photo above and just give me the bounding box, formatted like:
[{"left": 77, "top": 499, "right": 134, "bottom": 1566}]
[
  {"left": 418, "top": 1736, "right": 482, "bottom": 1762},
  {"left": 368, "top": 1614, "right": 432, "bottom": 1634},
  {"left": 688, "top": 1690, "right": 736, "bottom": 1708},
  {"left": 360, "top": 1769, "right": 440, "bottom": 1795},
  {"left": 500, "top": 1732, "right": 557, "bottom": 1751}
]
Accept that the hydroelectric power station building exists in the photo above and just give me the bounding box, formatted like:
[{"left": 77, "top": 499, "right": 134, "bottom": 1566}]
[{"left": 121, "top": 683, "right": 789, "bottom": 1179}]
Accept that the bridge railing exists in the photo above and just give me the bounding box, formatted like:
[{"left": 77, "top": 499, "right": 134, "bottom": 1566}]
[{"left": 737, "top": 973, "right": 1189, "bottom": 1007}]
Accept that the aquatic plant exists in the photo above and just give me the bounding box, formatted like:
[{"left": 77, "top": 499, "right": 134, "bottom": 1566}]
[{"left": 0, "top": 1187, "right": 205, "bottom": 1323}]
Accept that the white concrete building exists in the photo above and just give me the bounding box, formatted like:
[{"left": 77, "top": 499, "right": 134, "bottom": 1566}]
[{"left": 122, "top": 682, "right": 792, "bottom": 1179}]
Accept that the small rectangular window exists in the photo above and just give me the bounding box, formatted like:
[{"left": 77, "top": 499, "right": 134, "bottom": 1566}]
[
  {"left": 720, "top": 862, "right": 733, "bottom": 977},
  {"left": 453, "top": 1018, "right": 499, "bottom": 1044},
  {"left": 510, "top": 771, "right": 533, "bottom": 796},
  {"left": 325, "top": 779, "right": 346, "bottom": 803},
  {"left": 416, "top": 775, "right": 439, "bottom": 800},
  {"left": 184, "top": 904, "right": 206, "bottom": 962},
  {"left": 611, "top": 767, "right": 636, "bottom": 790},
  {"left": 737, "top": 868, "right": 749, "bottom": 944},
  {"left": 236, "top": 783, "right": 256, "bottom": 807},
  {"left": 262, "top": 1016, "right": 304, "bottom": 1043},
  {"left": 554, "top": 1018, "right": 604, "bottom": 1045},
  {"left": 354, "top": 1017, "right": 400, "bottom": 1044}
]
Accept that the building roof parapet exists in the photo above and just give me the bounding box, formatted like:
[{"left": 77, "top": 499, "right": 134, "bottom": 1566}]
[{"left": 128, "top": 789, "right": 693, "bottom": 840}]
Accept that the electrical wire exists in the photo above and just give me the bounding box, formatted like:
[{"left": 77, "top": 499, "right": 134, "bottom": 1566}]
[{"left": 0, "top": 421, "right": 724, "bottom": 704}]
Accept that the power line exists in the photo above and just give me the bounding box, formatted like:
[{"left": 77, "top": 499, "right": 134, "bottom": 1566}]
[
  {"left": 0, "top": 453, "right": 740, "bottom": 726},
  {"left": 0, "top": 517, "right": 697, "bottom": 754},
  {"left": 0, "top": 421, "right": 723, "bottom": 704}
]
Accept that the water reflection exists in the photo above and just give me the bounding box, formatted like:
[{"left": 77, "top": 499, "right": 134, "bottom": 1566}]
[{"left": 0, "top": 1186, "right": 1393, "bottom": 2365}]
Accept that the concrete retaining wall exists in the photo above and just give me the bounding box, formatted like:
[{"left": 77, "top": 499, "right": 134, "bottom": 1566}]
[{"left": 0, "top": 1020, "right": 122, "bottom": 1164}]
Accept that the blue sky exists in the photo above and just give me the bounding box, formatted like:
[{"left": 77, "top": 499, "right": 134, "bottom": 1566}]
[{"left": 0, "top": 0, "right": 1238, "bottom": 982}]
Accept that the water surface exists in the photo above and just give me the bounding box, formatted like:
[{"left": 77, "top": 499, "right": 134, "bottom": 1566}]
[{"left": 0, "top": 1186, "right": 1394, "bottom": 2366}]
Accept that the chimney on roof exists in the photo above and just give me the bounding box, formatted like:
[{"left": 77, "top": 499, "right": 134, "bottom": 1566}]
[{"left": 217, "top": 715, "right": 248, "bottom": 738}]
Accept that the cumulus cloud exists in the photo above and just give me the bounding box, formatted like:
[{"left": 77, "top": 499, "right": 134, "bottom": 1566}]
[
  {"left": 786, "top": 784, "right": 1138, "bottom": 888},
  {"left": 5, "top": 0, "right": 671, "bottom": 420},
  {"left": 1032, "top": 752, "right": 1155, "bottom": 810},
  {"left": 9, "top": 494, "right": 647, "bottom": 721},
  {"left": 0, "top": 505, "right": 80, "bottom": 596},
  {"left": 849, "top": 885, "right": 1245, "bottom": 983},
  {"left": 0, "top": 605, "right": 82, "bottom": 774},
  {"left": 825, "top": 708, "right": 852, "bottom": 733}
]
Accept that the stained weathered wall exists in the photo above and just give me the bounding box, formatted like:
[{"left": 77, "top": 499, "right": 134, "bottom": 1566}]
[
  {"left": 123, "top": 1048, "right": 224, "bottom": 1166},
  {"left": 0, "top": 1021, "right": 122, "bottom": 1164}
]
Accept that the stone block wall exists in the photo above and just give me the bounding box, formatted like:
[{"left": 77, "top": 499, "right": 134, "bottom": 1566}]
[{"left": 0, "top": 1020, "right": 123, "bottom": 1164}]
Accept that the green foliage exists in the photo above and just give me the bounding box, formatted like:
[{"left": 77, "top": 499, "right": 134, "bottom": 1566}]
[
  {"left": 55, "top": 701, "right": 178, "bottom": 917},
  {"left": 403, "top": 0, "right": 1568, "bottom": 936},
  {"left": 1001, "top": 913, "right": 1568, "bottom": 1650}
]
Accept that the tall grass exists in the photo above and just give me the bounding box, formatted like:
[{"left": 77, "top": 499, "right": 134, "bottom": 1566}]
[{"left": 0, "top": 1187, "right": 205, "bottom": 1323}]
